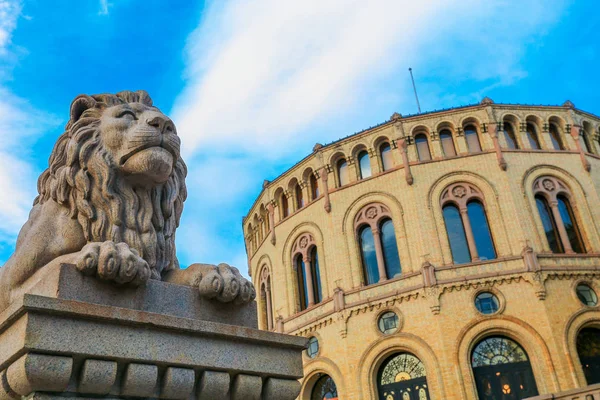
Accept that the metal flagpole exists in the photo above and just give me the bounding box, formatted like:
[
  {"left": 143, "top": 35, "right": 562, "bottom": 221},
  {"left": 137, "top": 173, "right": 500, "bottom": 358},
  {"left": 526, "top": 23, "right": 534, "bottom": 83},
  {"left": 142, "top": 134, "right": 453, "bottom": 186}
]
[{"left": 409, "top": 68, "right": 422, "bottom": 114}]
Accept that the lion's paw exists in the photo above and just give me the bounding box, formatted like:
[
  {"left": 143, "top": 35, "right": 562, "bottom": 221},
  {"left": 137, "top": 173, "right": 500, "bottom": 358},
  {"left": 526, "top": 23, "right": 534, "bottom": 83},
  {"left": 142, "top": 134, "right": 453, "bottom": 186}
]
[
  {"left": 197, "top": 263, "right": 256, "bottom": 304},
  {"left": 76, "top": 241, "right": 150, "bottom": 286}
]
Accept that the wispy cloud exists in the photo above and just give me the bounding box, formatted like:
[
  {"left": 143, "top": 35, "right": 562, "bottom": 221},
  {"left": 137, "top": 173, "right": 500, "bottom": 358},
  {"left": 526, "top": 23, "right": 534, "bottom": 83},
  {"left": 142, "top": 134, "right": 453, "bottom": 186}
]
[
  {"left": 0, "top": 0, "right": 21, "bottom": 54},
  {"left": 98, "top": 0, "right": 110, "bottom": 16},
  {"left": 171, "top": 0, "right": 567, "bottom": 274}
]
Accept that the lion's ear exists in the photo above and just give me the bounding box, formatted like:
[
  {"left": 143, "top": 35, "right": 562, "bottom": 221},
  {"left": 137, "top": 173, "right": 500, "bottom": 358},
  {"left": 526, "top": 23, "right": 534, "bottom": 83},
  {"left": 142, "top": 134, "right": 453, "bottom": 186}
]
[
  {"left": 70, "top": 95, "right": 97, "bottom": 122},
  {"left": 136, "top": 90, "right": 153, "bottom": 107}
]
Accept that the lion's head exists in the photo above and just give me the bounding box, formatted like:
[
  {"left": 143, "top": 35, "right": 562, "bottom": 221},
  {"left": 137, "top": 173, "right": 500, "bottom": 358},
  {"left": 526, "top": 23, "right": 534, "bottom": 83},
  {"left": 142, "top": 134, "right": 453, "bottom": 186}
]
[{"left": 35, "top": 90, "right": 187, "bottom": 278}]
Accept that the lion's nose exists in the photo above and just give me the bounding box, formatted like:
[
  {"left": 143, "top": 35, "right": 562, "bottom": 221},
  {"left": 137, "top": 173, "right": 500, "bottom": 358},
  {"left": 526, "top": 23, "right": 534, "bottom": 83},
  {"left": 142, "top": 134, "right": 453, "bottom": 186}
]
[{"left": 145, "top": 114, "right": 174, "bottom": 134}]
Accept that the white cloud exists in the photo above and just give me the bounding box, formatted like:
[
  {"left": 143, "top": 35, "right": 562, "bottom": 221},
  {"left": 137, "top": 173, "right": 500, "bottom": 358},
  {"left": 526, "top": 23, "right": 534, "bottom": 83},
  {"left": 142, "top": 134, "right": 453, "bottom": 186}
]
[
  {"left": 0, "top": 0, "right": 21, "bottom": 54},
  {"left": 98, "top": 0, "right": 110, "bottom": 16}
]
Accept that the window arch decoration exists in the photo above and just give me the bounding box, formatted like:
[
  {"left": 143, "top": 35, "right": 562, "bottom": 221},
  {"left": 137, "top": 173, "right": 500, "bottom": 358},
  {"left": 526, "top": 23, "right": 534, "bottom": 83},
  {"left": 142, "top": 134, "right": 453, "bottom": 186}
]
[
  {"left": 378, "top": 353, "right": 430, "bottom": 400},
  {"left": 440, "top": 183, "right": 496, "bottom": 264},
  {"left": 354, "top": 203, "right": 402, "bottom": 284},
  {"left": 533, "top": 176, "right": 585, "bottom": 254},
  {"left": 292, "top": 233, "right": 323, "bottom": 310},
  {"left": 259, "top": 266, "right": 274, "bottom": 330}
]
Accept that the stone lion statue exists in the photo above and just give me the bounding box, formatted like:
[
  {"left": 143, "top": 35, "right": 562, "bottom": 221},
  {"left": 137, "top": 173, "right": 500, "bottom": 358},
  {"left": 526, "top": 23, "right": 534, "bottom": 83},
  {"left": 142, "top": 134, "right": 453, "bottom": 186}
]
[{"left": 0, "top": 90, "right": 255, "bottom": 312}]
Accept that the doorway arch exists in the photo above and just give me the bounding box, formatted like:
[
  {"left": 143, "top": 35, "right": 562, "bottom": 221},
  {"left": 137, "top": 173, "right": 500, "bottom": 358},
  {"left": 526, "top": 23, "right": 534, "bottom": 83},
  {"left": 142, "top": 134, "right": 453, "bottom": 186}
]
[
  {"left": 577, "top": 327, "right": 600, "bottom": 384},
  {"left": 377, "top": 353, "right": 430, "bottom": 400}
]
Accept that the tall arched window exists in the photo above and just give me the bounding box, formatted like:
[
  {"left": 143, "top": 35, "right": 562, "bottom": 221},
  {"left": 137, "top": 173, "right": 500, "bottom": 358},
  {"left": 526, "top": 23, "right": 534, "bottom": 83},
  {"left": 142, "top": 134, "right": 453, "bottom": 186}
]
[
  {"left": 415, "top": 133, "right": 432, "bottom": 161},
  {"left": 471, "top": 336, "right": 538, "bottom": 399},
  {"left": 581, "top": 128, "right": 593, "bottom": 153},
  {"left": 337, "top": 158, "right": 349, "bottom": 187},
  {"left": 358, "top": 150, "right": 372, "bottom": 179},
  {"left": 577, "top": 327, "right": 600, "bottom": 384},
  {"left": 295, "top": 183, "right": 304, "bottom": 209},
  {"left": 548, "top": 123, "right": 564, "bottom": 150},
  {"left": 441, "top": 183, "right": 496, "bottom": 264},
  {"left": 464, "top": 125, "right": 482, "bottom": 153},
  {"left": 380, "top": 142, "right": 393, "bottom": 171},
  {"left": 526, "top": 123, "right": 541, "bottom": 149},
  {"left": 355, "top": 203, "right": 402, "bottom": 285},
  {"left": 281, "top": 193, "right": 290, "bottom": 219},
  {"left": 259, "top": 267, "right": 273, "bottom": 330},
  {"left": 501, "top": 122, "right": 519, "bottom": 149},
  {"left": 440, "top": 129, "right": 457, "bottom": 157},
  {"left": 311, "top": 374, "right": 338, "bottom": 400},
  {"left": 533, "top": 176, "right": 585, "bottom": 254},
  {"left": 292, "top": 233, "right": 323, "bottom": 310},
  {"left": 377, "top": 353, "right": 430, "bottom": 400},
  {"left": 310, "top": 173, "right": 320, "bottom": 200}
]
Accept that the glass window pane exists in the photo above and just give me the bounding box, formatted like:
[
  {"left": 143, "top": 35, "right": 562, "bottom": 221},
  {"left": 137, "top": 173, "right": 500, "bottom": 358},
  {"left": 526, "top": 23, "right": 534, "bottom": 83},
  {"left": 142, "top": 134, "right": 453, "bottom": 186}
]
[
  {"left": 337, "top": 159, "right": 349, "bottom": 186},
  {"left": 358, "top": 150, "right": 372, "bottom": 179},
  {"left": 380, "top": 219, "right": 402, "bottom": 279},
  {"left": 549, "top": 124, "right": 563, "bottom": 150},
  {"left": 465, "top": 126, "right": 482, "bottom": 153},
  {"left": 295, "top": 184, "right": 304, "bottom": 209},
  {"left": 296, "top": 255, "right": 308, "bottom": 310},
  {"left": 443, "top": 205, "right": 471, "bottom": 264},
  {"left": 535, "top": 196, "right": 563, "bottom": 253},
  {"left": 576, "top": 284, "right": 598, "bottom": 306},
  {"left": 307, "top": 337, "right": 319, "bottom": 358},
  {"left": 577, "top": 328, "right": 600, "bottom": 385},
  {"left": 311, "top": 374, "right": 338, "bottom": 400},
  {"left": 415, "top": 134, "right": 432, "bottom": 161},
  {"left": 467, "top": 201, "right": 496, "bottom": 261},
  {"left": 440, "top": 130, "right": 456, "bottom": 157},
  {"left": 557, "top": 196, "right": 585, "bottom": 253},
  {"left": 281, "top": 195, "right": 289, "bottom": 218},
  {"left": 311, "top": 247, "right": 323, "bottom": 303},
  {"left": 360, "top": 226, "right": 380, "bottom": 285},
  {"left": 310, "top": 175, "right": 320, "bottom": 199},
  {"left": 527, "top": 124, "right": 541, "bottom": 149},
  {"left": 380, "top": 143, "right": 393, "bottom": 171},
  {"left": 503, "top": 123, "right": 518, "bottom": 149},
  {"left": 378, "top": 311, "right": 399, "bottom": 334},
  {"left": 475, "top": 292, "right": 500, "bottom": 314}
]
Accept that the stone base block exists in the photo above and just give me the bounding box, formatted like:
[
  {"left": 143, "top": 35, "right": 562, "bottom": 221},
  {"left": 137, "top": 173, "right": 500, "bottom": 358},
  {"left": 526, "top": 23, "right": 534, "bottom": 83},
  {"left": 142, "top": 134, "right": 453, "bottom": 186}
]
[{"left": 0, "top": 265, "right": 305, "bottom": 399}]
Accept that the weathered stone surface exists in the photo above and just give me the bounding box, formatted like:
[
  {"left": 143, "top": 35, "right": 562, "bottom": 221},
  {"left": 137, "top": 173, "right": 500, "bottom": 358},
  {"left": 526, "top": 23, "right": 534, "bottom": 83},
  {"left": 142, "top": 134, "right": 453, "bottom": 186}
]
[
  {"left": 78, "top": 359, "right": 117, "bottom": 395},
  {"left": 197, "top": 371, "right": 230, "bottom": 400},
  {"left": 5, "top": 354, "right": 72, "bottom": 396},
  {"left": 121, "top": 363, "right": 158, "bottom": 398},
  {"left": 160, "top": 367, "right": 195, "bottom": 399},
  {"left": 231, "top": 374, "right": 263, "bottom": 400},
  {"left": 263, "top": 378, "right": 302, "bottom": 400}
]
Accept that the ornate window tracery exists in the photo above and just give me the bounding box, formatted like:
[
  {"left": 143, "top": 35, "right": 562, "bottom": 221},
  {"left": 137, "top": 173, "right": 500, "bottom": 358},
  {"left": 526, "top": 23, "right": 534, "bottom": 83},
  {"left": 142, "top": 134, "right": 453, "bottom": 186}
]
[
  {"left": 441, "top": 183, "right": 496, "bottom": 264},
  {"left": 355, "top": 203, "right": 402, "bottom": 285},
  {"left": 292, "top": 233, "right": 323, "bottom": 310},
  {"left": 533, "top": 176, "right": 585, "bottom": 254},
  {"left": 311, "top": 374, "right": 338, "bottom": 400},
  {"left": 378, "top": 353, "right": 430, "bottom": 400}
]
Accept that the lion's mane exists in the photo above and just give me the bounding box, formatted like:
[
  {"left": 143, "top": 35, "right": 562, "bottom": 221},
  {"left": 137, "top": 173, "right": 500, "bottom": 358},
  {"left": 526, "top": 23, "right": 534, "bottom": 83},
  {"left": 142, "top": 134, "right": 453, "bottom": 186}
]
[{"left": 35, "top": 90, "right": 187, "bottom": 278}]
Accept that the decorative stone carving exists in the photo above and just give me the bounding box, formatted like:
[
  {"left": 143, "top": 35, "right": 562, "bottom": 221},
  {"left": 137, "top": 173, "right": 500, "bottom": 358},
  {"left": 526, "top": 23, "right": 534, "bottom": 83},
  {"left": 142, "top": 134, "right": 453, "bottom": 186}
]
[
  {"left": 452, "top": 185, "right": 467, "bottom": 198},
  {"left": 532, "top": 176, "right": 568, "bottom": 201},
  {"left": 365, "top": 206, "right": 378, "bottom": 219},
  {"left": 542, "top": 179, "right": 555, "bottom": 191},
  {"left": 440, "top": 182, "right": 484, "bottom": 208},
  {"left": 354, "top": 203, "right": 392, "bottom": 230},
  {"left": 480, "top": 96, "right": 494, "bottom": 105},
  {"left": 292, "top": 233, "right": 317, "bottom": 260},
  {"left": 0, "top": 91, "right": 254, "bottom": 314}
]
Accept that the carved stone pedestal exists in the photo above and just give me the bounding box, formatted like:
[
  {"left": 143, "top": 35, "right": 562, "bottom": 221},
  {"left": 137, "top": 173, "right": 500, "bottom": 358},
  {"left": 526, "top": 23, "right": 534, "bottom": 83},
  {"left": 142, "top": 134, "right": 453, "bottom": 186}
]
[{"left": 0, "top": 264, "right": 305, "bottom": 400}]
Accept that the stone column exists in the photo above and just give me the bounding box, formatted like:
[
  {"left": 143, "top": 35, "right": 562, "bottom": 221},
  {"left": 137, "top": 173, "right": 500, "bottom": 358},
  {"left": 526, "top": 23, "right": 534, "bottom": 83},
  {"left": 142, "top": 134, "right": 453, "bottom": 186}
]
[
  {"left": 320, "top": 166, "right": 331, "bottom": 213},
  {"left": 549, "top": 200, "right": 575, "bottom": 254},
  {"left": 488, "top": 123, "right": 507, "bottom": 170},
  {"left": 372, "top": 227, "right": 388, "bottom": 282},
  {"left": 397, "top": 138, "right": 414, "bottom": 185},
  {"left": 303, "top": 255, "right": 315, "bottom": 306},
  {"left": 267, "top": 203, "right": 276, "bottom": 245},
  {"left": 265, "top": 283, "right": 273, "bottom": 330},
  {"left": 459, "top": 207, "right": 479, "bottom": 261},
  {"left": 570, "top": 125, "right": 591, "bottom": 172}
]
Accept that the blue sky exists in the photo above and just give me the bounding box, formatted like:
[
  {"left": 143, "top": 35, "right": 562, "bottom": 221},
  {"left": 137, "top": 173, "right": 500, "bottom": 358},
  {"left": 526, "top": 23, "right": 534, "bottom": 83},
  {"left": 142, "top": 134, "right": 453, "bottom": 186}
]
[{"left": 0, "top": 0, "right": 598, "bottom": 276}]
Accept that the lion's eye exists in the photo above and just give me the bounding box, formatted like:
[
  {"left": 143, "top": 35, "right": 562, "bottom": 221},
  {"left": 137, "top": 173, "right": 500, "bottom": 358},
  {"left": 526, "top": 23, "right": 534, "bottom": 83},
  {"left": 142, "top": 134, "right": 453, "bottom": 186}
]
[{"left": 117, "top": 110, "right": 137, "bottom": 120}]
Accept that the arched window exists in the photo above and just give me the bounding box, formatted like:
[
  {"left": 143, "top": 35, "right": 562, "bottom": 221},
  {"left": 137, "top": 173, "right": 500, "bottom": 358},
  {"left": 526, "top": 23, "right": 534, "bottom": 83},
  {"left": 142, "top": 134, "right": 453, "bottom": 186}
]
[
  {"left": 359, "top": 225, "right": 379, "bottom": 285},
  {"left": 292, "top": 233, "right": 323, "bottom": 310},
  {"left": 295, "top": 254, "right": 309, "bottom": 311},
  {"left": 310, "top": 173, "right": 320, "bottom": 200},
  {"left": 548, "top": 123, "right": 564, "bottom": 150},
  {"left": 259, "top": 267, "right": 273, "bottom": 330},
  {"left": 440, "top": 129, "right": 457, "bottom": 157},
  {"left": 380, "top": 142, "right": 393, "bottom": 171},
  {"left": 533, "top": 176, "right": 585, "bottom": 254},
  {"left": 501, "top": 122, "right": 519, "bottom": 149},
  {"left": 281, "top": 194, "right": 290, "bottom": 219},
  {"left": 526, "top": 123, "right": 541, "bottom": 149},
  {"left": 377, "top": 353, "right": 430, "bottom": 400},
  {"left": 337, "top": 158, "right": 349, "bottom": 187},
  {"left": 471, "top": 336, "right": 539, "bottom": 399},
  {"left": 358, "top": 150, "right": 372, "bottom": 179},
  {"left": 577, "top": 327, "right": 600, "bottom": 384},
  {"left": 295, "top": 183, "right": 304, "bottom": 209},
  {"left": 355, "top": 203, "right": 402, "bottom": 285},
  {"left": 311, "top": 374, "right": 338, "bottom": 400},
  {"left": 380, "top": 219, "right": 402, "bottom": 279},
  {"left": 464, "top": 125, "right": 482, "bottom": 153},
  {"left": 441, "top": 183, "right": 496, "bottom": 264},
  {"left": 415, "top": 133, "right": 432, "bottom": 161},
  {"left": 581, "top": 128, "right": 593, "bottom": 153}
]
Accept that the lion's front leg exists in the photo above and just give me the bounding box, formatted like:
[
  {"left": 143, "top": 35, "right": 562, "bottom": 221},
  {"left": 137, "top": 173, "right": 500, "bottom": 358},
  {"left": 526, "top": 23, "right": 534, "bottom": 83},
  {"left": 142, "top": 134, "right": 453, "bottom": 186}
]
[
  {"left": 164, "top": 263, "right": 256, "bottom": 304},
  {"left": 75, "top": 241, "right": 151, "bottom": 286}
]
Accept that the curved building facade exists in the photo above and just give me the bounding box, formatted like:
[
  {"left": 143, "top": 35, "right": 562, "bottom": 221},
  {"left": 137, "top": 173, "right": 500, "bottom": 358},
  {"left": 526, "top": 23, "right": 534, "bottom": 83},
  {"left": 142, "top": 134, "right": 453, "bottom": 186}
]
[{"left": 243, "top": 99, "right": 600, "bottom": 400}]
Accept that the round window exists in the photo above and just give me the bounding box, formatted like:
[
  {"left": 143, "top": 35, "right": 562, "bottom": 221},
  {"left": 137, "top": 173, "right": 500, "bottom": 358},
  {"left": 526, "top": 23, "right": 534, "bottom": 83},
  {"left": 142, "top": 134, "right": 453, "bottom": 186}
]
[
  {"left": 474, "top": 292, "right": 500, "bottom": 314},
  {"left": 378, "top": 311, "right": 399, "bottom": 334},
  {"left": 306, "top": 337, "right": 319, "bottom": 358},
  {"left": 576, "top": 284, "right": 598, "bottom": 306}
]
